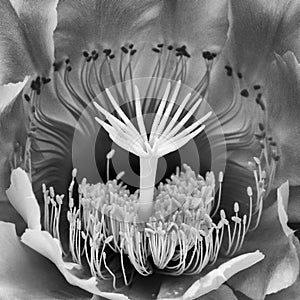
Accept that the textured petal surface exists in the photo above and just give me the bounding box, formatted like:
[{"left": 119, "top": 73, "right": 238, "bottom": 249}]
[
  {"left": 54, "top": 0, "right": 162, "bottom": 63},
  {"left": 0, "top": 0, "right": 57, "bottom": 84},
  {"left": 208, "top": 0, "right": 300, "bottom": 150},
  {"left": 154, "top": 0, "right": 228, "bottom": 51},
  {"left": 0, "top": 221, "right": 90, "bottom": 299},
  {"left": 226, "top": 0, "right": 300, "bottom": 82},
  {"left": 229, "top": 182, "right": 300, "bottom": 299},
  {"left": 135, "top": 0, "right": 229, "bottom": 87},
  {"left": 264, "top": 52, "right": 300, "bottom": 186}
]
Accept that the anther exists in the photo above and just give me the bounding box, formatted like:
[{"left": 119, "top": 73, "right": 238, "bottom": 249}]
[
  {"left": 224, "top": 65, "right": 233, "bottom": 76},
  {"left": 157, "top": 44, "right": 164, "bottom": 48},
  {"left": 253, "top": 85, "right": 261, "bottom": 90},
  {"left": 103, "top": 49, "right": 112, "bottom": 56},
  {"left": 152, "top": 48, "right": 160, "bottom": 53},
  {"left": 109, "top": 54, "right": 115, "bottom": 60},
  {"left": 258, "top": 123, "right": 265, "bottom": 131},
  {"left": 65, "top": 58, "right": 70, "bottom": 64},
  {"left": 167, "top": 45, "right": 174, "bottom": 51},
  {"left": 218, "top": 171, "right": 224, "bottom": 182},
  {"left": 121, "top": 46, "right": 129, "bottom": 54},
  {"left": 24, "top": 94, "right": 31, "bottom": 102},
  {"left": 42, "top": 77, "right": 51, "bottom": 84},
  {"left": 247, "top": 186, "right": 253, "bottom": 197},
  {"left": 129, "top": 44, "right": 134, "bottom": 49},
  {"left": 234, "top": 202, "right": 240, "bottom": 213},
  {"left": 53, "top": 62, "right": 61, "bottom": 72},
  {"left": 202, "top": 51, "right": 215, "bottom": 60},
  {"left": 237, "top": 72, "right": 242, "bottom": 79},
  {"left": 130, "top": 49, "right": 137, "bottom": 56},
  {"left": 240, "top": 89, "right": 249, "bottom": 98},
  {"left": 253, "top": 157, "right": 261, "bottom": 165},
  {"left": 72, "top": 168, "right": 77, "bottom": 178},
  {"left": 93, "top": 53, "right": 99, "bottom": 61},
  {"left": 106, "top": 149, "right": 115, "bottom": 160},
  {"left": 82, "top": 51, "right": 89, "bottom": 58}
]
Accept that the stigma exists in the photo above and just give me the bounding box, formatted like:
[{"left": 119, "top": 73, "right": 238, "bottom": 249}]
[{"left": 93, "top": 80, "right": 211, "bottom": 221}]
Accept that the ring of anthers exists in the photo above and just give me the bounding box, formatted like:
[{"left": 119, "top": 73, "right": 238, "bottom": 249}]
[{"left": 19, "top": 43, "right": 279, "bottom": 290}]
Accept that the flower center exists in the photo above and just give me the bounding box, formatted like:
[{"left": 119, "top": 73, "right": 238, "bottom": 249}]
[{"left": 18, "top": 43, "right": 280, "bottom": 290}]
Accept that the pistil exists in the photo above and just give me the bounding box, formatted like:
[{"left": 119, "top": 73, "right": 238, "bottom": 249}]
[{"left": 94, "top": 81, "right": 211, "bottom": 221}]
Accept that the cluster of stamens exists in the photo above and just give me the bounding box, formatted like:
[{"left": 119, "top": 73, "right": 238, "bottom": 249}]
[{"left": 41, "top": 154, "right": 267, "bottom": 289}]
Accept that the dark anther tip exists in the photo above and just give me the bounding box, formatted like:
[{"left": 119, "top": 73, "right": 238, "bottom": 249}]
[
  {"left": 109, "top": 54, "right": 115, "bottom": 59},
  {"left": 31, "top": 106, "right": 36, "bottom": 113},
  {"left": 152, "top": 48, "right": 160, "bottom": 53},
  {"left": 24, "top": 94, "right": 31, "bottom": 102},
  {"left": 129, "top": 44, "right": 134, "bottom": 49},
  {"left": 167, "top": 45, "right": 174, "bottom": 51},
  {"left": 253, "top": 84, "right": 261, "bottom": 90},
  {"left": 202, "top": 51, "right": 215, "bottom": 60},
  {"left": 240, "top": 89, "right": 249, "bottom": 97},
  {"left": 91, "top": 50, "right": 97, "bottom": 55},
  {"left": 121, "top": 46, "right": 129, "bottom": 54},
  {"left": 93, "top": 53, "right": 99, "bottom": 61},
  {"left": 157, "top": 43, "right": 164, "bottom": 48},
  {"left": 65, "top": 58, "right": 70, "bottom": 64},
  {"left": 103, "top": 49, "right": 112, "bottom": 56},
  {"left": 225, "top": 65, "right": 233, "bottom": 77},
  {"left": 30, "top": 80, "right": 36, "bottom": 91},
  {"left": 42, "top": 77, "right": 51, "bottom": 84},
  {"left": 67, "top": 66, "right": 72, "bottom": 72},
  {"left": 273, "top": 154, "right": 280, "bottom": 161},
  {"left": 237, "top": 72, "right": 242, "bottom": 79},
  {"left": 130, "top": 49, "right": 137, "bottom": 56},
  {"left": 86, "top": 56, "right": 92, "bottom": 62},
  {"left": 270, "top": 141, "right": 277, "bottom": 146},
  {"left": 258, "top": 123, "right": 265, "bottom": 131},
  {"left": 53, "top": 62, "right": 61, "bottom": 72},
  {"left": 83, "top": 51, "right": 89, "bottom": 57}
]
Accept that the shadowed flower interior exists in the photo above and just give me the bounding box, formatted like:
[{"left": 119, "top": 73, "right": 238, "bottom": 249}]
[{"left": 15, "top": 43, "right": 281, "bottom": 292}]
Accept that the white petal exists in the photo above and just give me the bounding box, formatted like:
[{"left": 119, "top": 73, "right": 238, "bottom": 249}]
[{"left": 6, "top": 168, "right": 41, "bottom": 230}]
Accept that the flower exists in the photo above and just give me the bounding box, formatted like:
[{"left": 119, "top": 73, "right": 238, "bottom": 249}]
[{"left": 1, "top": 0, "right": 300, "bottom": 299}]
